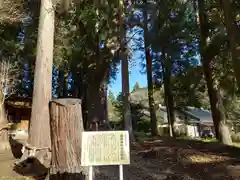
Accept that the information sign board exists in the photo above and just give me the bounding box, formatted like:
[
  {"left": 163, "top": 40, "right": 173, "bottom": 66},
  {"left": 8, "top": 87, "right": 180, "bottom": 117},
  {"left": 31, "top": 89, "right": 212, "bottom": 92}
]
[{"left": 81, "top": 131, "right": 130, "bottom": 166}]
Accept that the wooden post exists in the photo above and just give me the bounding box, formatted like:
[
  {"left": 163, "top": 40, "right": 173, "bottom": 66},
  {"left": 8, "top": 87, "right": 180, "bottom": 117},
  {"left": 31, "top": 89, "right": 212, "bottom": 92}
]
[{"left": 49, "top": 98, "right": 87, "bottom": 180}]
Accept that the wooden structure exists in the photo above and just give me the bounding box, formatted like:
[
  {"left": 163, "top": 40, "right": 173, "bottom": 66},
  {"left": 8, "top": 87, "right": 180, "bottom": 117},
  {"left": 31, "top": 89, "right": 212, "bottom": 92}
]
[
  {"left": 49, "top": 98, "right": 87, "bottom": 179},
  {"left": 5, "top": 96, "right": 32, "bottom": 130}
]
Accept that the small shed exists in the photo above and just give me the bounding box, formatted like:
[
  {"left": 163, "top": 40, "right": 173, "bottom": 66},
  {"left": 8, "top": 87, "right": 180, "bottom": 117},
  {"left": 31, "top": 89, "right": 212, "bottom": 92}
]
[{"left": 5, "top": 96, "right": 32, "bottom": 130}]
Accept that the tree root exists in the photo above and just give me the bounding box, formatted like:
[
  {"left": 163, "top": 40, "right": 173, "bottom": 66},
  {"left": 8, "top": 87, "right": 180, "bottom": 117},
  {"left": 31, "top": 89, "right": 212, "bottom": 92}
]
[{"left": 13, "top": 139, "right": 51, "bottom": 177}]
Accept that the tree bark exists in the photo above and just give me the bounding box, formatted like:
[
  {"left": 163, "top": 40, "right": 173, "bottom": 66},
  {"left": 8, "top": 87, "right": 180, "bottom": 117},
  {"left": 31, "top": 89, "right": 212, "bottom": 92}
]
[
  {"left": 58, "top": 70, "right": 64, "bottom": 98},
  {"left": 49, "top": 98, "right": 87, "bottom": 180},
  {"left": 87, "top": 83, "right": 104, "bottom": 130},
  {"left": 221, "top": 0, "right": 240, "bottom": 89},
  {"left": 119, "top": 0, "right": 134, "bottom": 142},
  {"left": 161, "top": 49, "right": 175, "bottom": 137},
  {"left": 63, "top": 71, "right": 68, "bottom": 97},
  {"left": 101, "top": 76, "right": 112, "bottom": 130},
  {"left": 198, "top": 0, "right": 232, "bottom": 145},
  {"left": 143, "top": 0, "right": 158, "bottom": 136},
  {"left": 121, "top": 54, "right": 134, "bottom": 141},
  {"left": 71, "top": 72, "right": 81, "bottom": 98},
  {"left": 28, "top": 0, "right": 55, "bottom": 165}
]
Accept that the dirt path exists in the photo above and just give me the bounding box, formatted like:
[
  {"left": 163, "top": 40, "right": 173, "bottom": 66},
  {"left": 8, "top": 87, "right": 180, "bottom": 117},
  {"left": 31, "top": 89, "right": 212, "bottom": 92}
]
[
  {"left": 0, "top": 137, "right": 240, "bottom": 180},
  {"left": 95, "top": 138, "right": 240, "bottom": 180},
  {"left": 0, "top": 151, "right": 20, "bottom": 177}
]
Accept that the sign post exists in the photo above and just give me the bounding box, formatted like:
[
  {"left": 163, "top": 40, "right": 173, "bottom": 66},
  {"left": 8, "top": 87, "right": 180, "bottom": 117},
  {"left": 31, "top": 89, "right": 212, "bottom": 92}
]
[
  {"left": 119, "top": 164, "right": 123, "bottom": 180},
  {"left": 89, "top": 166, "right": 93, "bottom": 180},
  {"left": 81, "top": 131, "right": 130, "bottom": 180}
]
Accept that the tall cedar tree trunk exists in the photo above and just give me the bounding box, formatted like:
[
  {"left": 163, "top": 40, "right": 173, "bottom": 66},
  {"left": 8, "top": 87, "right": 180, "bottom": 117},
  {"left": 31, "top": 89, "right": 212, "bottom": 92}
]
[
  {"left": 87, "top": 83, "right": 104, "bottom": 130},
  {"left": 58, "top": 70, "right": 64, "bottom": 97},
  {"left": 161, "top": 49, "right": 175, "bottom": 137},
  {"left": 49, "top": 99, "right": 87, "bottom": 180},
  {"left": 221, "top": 0, "right": 240, "bottom": 89},
  {"left": 71, "top": 72, "right": 81, "bottom": 97},
  {"left": 63, "top": 71, "right": 68, "bottom": 97},
  {"left": 197, "top": 0, "right": 232, "bottom": 145},
  {"left": 103, "top": 79, "right": 108, "bottom": 123},
  {"left": 0, "top": 91, "right": 10, "bottom": 151},
  {"left": 143, "top": 0, "right": 158, "bottom": 136},
  {"left": 82, "top": 83, "right": 88, "bottom": 129},
  {"left": 28, "top": 0, "right": 54, "bottom": 161},
  {"left": 121, "top": 55, "right": 134, "bottom": 141},
  {"left": 101, "top": 74, "right": 112, "bottom": 129},
  {"left": 119, "top": 0, "right": 134, "bottom": 142}
]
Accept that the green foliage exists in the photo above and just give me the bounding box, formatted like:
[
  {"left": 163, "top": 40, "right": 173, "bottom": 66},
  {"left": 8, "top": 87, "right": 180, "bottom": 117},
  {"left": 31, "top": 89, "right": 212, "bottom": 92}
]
[
  {"left": 1, "top": 0, "right": 240, "bottom": 137},
  {"left": 130, "top": 87, "right": 164, "bottom": 107},
  {"left": 172, "top": 66, "right": 210, "bottom": 109},
  {"left": 51, "top": 1, "right": 122, "bottom": 91},
  {"left": 0, "top": 0, "right": 25, "bottom": 24},
  {"left": 108, "top": 89, "right": 115, "bottom": 101},
  {"left": 108, "top": 92, "right": 123, "bottom": 122},
  {"left": 135, "top": 118, "right": 151, "bottom": 132}
]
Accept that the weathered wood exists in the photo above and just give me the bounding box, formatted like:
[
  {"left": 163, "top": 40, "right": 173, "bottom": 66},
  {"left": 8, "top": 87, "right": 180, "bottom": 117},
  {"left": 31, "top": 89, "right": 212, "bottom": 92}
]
[
  {"left": 13, "top": 137, "right": 51, "bottom": 177},
  {"left": 49, "top": 98, "right": 87, "bottom": 180},
  {"left": 27, "top": 0, "right": 54, "bottom": 173},
  {"left": 12, "top": 138, "right": 51, "bottom": 153}
]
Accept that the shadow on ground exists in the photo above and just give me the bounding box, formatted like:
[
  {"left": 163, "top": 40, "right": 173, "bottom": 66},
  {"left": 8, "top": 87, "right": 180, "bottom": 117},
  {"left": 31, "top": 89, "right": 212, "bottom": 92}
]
[
  {"left": 9, "top": 137, "right": 24, "bottom": 158},
  {"left": 97, "top": 137, "right": 240, "bottom": 180},
  {"left": 1, "top": 137, "right": 240, "bottom": 180}
]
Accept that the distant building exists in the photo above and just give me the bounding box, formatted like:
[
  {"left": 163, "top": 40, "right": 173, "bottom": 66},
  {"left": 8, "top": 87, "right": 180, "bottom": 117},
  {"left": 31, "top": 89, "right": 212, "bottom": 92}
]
[
  {"left": 158, "top": 105, "right": 215, "bottom": 137},
  {"left": 158, "top": 105, "right": 240, "bottom": 137}
]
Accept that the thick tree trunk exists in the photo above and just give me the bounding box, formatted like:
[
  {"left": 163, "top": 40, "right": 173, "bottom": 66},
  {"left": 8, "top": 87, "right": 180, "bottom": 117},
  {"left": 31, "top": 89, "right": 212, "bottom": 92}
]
[
  {"left": 221, "top": 0, "right": 240, "bottom": 88},
  {"left": 71, "top": 72, "right": 81, "bottom": 98},
  {"left": 28, "top": 0, "right": 54, "bottom": 165},
  {"left": 63, "top": 71, "right": 68, "bottom": 97},
  {"left": 119, "top": 0, "right": 134, "bottom": 142},
  {"left": 87, "top": 83, "right": 104, "bottom": 130},
  {"left": 49, "top": 98, "right": 87, "bottom": 180},
  {"left": 161, "top": 50, "right": 175, "bottom": 137},
  {"left": 143, "top": 0, "right": 158, "bottom": 136},
  {"left": 146, "top": 49, "right": 158, "bottom": 136},
  {"left": 101, "top": 77, "right": 111, "bottom": 130},
  {"left": 82, "top": 86, "right": 88, "bottom": 130},
  {"left": 58, "top": 70, "right": 64, "bottom": 98},
  {"left": 202, "top": 62, "right": 221, "bottom": 138},
  {"left": 198, "top": 0, "right": 232, "bottom": 145},
  {"left": 202, "top": 64, "right": 232, "bottom": 145},
  {"left": 121, "top": 55, "right": 134, "bottom": 141}
]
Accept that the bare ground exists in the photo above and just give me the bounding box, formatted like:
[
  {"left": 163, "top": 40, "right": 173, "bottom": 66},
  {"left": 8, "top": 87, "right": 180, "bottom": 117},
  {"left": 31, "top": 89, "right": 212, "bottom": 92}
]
[
  {"left": 0, "top": 137, "right": 240, "bottom": 180},
  {"left": 96, "top": 137, "right": 240, "bottom": 180}
]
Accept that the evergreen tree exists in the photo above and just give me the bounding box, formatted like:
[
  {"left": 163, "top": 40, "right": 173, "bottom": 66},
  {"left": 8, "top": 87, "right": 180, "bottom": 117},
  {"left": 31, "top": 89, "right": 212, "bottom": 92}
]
[
  {"left": 108, "top": 89, "right": 115, "bottom": 102},
  {"left": 132, "top": 82, "right": 141, "bottom": 92}
]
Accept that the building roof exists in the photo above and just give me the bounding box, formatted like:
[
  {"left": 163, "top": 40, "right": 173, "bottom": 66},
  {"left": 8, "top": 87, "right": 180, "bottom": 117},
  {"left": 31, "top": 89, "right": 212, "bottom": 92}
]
[
  {"left": 184, "top": 107, "right": 212, "bottom": 121},
  {"left": 158, "top": 105, "right": 213, "bottom": 122}
]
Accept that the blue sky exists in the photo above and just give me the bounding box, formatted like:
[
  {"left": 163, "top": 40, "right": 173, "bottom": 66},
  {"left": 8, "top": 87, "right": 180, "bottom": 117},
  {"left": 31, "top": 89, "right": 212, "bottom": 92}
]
[
  {"left": 108, "top": 56, "right": 147, "bottom": 96},
  {"left": 108, "top": 25, "right": 147, "bottom": 96}
]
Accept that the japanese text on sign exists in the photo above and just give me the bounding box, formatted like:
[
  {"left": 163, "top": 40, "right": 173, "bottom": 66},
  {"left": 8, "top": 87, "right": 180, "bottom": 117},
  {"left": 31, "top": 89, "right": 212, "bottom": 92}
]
[{"left": 81, "top": 131, "right": 130, "bottom": 166}]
